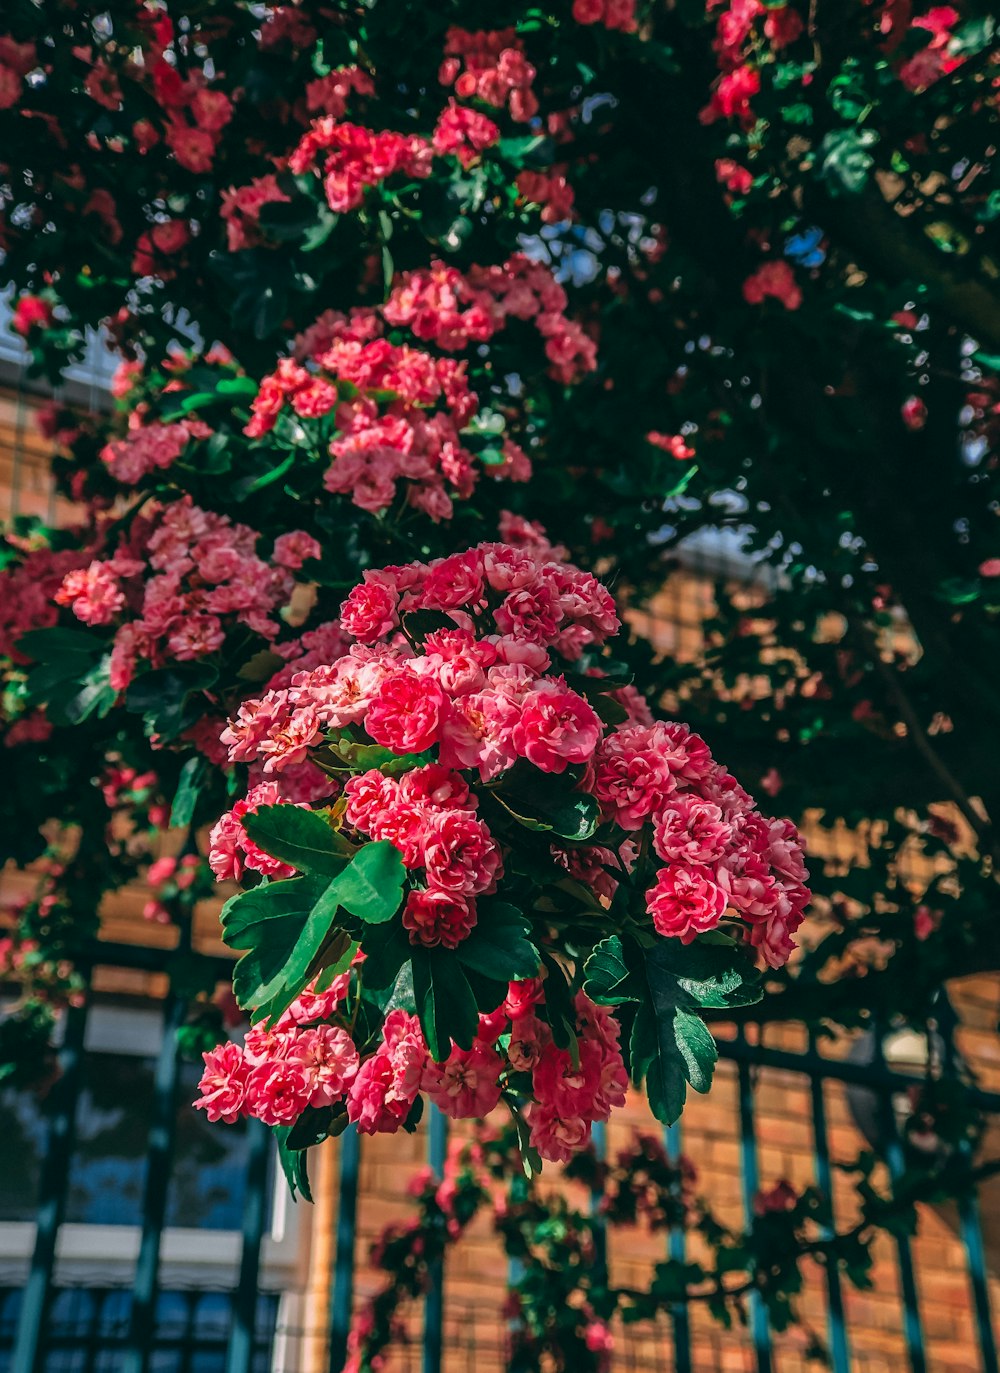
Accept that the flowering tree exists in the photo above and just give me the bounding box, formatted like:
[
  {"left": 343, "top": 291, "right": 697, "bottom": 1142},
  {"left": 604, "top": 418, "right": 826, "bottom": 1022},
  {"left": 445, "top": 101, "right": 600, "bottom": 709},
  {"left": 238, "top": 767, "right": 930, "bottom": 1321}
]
[{"left": 0, "top": 0, "right": 998, "bottom": 1205}]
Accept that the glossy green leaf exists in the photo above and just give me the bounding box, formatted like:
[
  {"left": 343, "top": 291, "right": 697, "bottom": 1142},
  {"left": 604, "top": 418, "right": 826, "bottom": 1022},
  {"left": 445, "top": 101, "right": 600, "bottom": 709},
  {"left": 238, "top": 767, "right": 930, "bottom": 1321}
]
[
  {"left": 492, "top": 762, "right": 599, "bottom": 841},
  {"left": 242, "top": 804, "right": 355, "bottom": 876},
  {"left": 457, "top": 901, "right": 539, "bottom": 981},
  {"left": 411, "top": 946, "right": 479, "bottom": 1061},
  {"left": 322, "top": 840, "right": 405, "bottom": 924},
  {"left": 170, "top": 755, "right": 207, "bottom": 829},
  {"left": 274, "top": 1126, "right": 313, "bottom": 1201},
  {"left": 583, "top": 935, "right": 641, "bottom": 1005}
]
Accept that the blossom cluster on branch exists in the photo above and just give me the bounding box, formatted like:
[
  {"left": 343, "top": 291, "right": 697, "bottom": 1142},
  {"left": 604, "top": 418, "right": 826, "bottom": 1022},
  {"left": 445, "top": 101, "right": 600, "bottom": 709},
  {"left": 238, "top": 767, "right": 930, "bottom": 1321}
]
[
  {"left": 191, "top": 541, "right": 806, "bottom": 1166},
  {"left": 0, "top": 0, "right": 997, "bottom": 1207}
]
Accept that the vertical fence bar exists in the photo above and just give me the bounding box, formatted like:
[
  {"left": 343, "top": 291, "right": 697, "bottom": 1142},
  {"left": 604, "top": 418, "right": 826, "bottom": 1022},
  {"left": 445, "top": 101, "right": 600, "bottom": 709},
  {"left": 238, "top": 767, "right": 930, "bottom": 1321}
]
[
  {"left": 937, "top": 997, "right": 1000, "bottom": 1373},
  {"left": 957, "top": 1184, "right": 1000, "bottom": 1373},
  {"left": 121, "top": 991, "right": 186, "bottom": 1373},
  {"left": 807, "top": 1038, "right": 850, "bottom": 1373},
  {"left": 736, "top": 1030, "right": 773, "bottom": 1373},
  {"left": 590, "top": 1120, "right": 608, "bottom": 1283},
  {"left": 664, "top": 1121, "right": 692, "bottom": 1373},
  {"left": 11, "top": 997, "right": 89, "bottom": 1373},
  {"left": 423, "top": 1105, "right": 448, "bottom": 1373},
  {"left": 870, "top": 1024, "right": 927, "bottom": 1373},
  {"left": 328, "top": 1125, "right": 360, "bottom": 1371},
  {"left": 225, "top": 1117, "right": 271, "bottom": 1373}
]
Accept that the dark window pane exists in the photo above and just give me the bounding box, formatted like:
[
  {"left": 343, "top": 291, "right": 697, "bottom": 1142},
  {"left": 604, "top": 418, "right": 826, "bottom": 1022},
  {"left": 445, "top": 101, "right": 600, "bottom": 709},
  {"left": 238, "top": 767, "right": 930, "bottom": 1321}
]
[{"left": 0, "top": 1053, "right": 260, "bottom": 1229}]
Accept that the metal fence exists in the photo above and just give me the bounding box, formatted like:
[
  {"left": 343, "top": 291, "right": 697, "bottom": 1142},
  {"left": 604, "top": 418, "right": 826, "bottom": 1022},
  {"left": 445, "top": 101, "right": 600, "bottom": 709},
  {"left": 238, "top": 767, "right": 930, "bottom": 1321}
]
[{"left": 5, "top": 938, "right": 1000, "bottom": 1373}]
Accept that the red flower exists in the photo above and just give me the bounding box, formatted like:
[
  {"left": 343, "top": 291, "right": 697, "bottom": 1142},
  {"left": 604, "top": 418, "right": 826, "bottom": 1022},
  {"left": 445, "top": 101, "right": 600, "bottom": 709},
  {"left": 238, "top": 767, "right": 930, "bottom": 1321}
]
[{"left": 12, "top": 294, "right": 53, "bottom": 336}]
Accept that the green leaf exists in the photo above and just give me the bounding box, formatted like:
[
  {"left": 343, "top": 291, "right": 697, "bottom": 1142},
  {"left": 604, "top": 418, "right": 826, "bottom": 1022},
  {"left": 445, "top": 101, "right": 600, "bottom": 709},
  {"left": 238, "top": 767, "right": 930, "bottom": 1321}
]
[
  {"left": 285, "top": 1102, "right": 349, "bottom": 1150},
  {"left": 411, "top": 947, "right": 479, "bottom": 1061},
  {"left": 630, "top": 1001, "right": 690, "bottom": 1125},
  {"left": 215, "top": 376, "right": 259, "bottom": 398},
  {"left": 60, "top": 657, "right": 116, "bottom": 725},
  {"left": 819, "top": 129, "right": 876, "bottom": 197},
  {"left": 539, "top": 953, "right": 579, "bottom": 1064},
  {"left": 24, "top": 648, "right": 116, "bottom": 726},
  {"left": 15, "top": 627, "right": 105, "bottom": 660},
  {"left": 317, "top": 736, "right": 432, "bottom": 776},
  {"left": 973, "top": 349, "right": 1000, "bottom": 372},
  {"left": 223, "top": 843, "right": 402, "bottom": 1023},
  {"left": 176, "top": 390, "right": 218, "bottom": 414},
  {"left": 18, "top": 626, "right": 114, "bottom": 724},
  {"left": 125, "top": 662, "right": 219, "bottom": 739},
  {"left": 357, "top": 919, "right": 411, "bottom": 990},
  {"left": 257, "top": 197, "right": 325, "bottom": 242},
  {"left": 648, "top": 939, "right": 763, "bottom": 1010},
  {"left": 948, "top": 16, "right": 996, "bottom": 58},
  {"left": 322, "top": 841, "right": 405, "bottom": 924},
  {"left": 170, "top": 755, "right": 207, "bottom": 829},
  {"left": 201, "top": 431, "right": 232, "bottom": 474},
  {"left": 492, "top": 762, "right": 599, "bottom": 841},
  {"left": 497, "top": 134, "right": 555, "bottom": 169},
  {"left": 242, "top": 804, "right": 355, "bottom": 877},
  {"left": 457, "top": 901, "right": 539, "bottom": 981},
  {"left": 629, "top": 938, "right": 759, "bottom": 1125},
  {"left": 478, "top": 445, "right": 507, "bottom": 466},
  {"left": 584, "top": 935, "right": 641, "bottom": 1005},
  {"left": 237, "top": 649, "right": 285, "bottom": 682},
  {"left": 400, "top": 609, "right": 456, "bottom": 643},
  {"left": 241, "top": 453, "right": 296, "bottom": 495},
  {"left": 302, "top": 205, "right": 339, "bottom": 253},
  {"left": 575, "top": 678, "right": 630, "bottom": 726},
  {"left": 508, "top": 1104, "right": 544, "bottom": 1178},
  {"left": 221, "top": 876, "right": 328, "bottom": 1013},
  {"left": 274, "top": 1126, "right": 313, "bottom": 1201}
]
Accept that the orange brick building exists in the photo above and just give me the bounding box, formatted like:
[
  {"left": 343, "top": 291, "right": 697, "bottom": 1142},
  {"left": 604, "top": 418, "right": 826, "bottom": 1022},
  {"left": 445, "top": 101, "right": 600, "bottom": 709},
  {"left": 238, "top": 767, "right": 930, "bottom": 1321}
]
[{"left": 2, "top": 364, "right": 999, "bottom": 1373}]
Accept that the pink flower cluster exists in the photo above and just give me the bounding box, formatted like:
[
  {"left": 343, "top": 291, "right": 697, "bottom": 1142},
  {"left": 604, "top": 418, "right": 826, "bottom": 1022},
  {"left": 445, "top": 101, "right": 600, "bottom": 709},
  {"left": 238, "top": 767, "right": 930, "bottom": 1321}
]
[
  {"left": 439, "top": 27, "right": 539, "bottom": 122},
  {"left": 515, "top": 982, "right": 629, "bottom": 1163},
  {"left": 131, "top": 219, "right": 193, "bottom": 279},
  {"left": 897, "top": 7, "right": 963, "bottom": 91},
  {"left": 595, "top": 722, "right": 810, "bottom": 966},
  {"left": 220, "top": 174, "right": 290, "bottom": 252},
  {"left": 150, "top": 48, "right": 234, "bottom": 173},
  {"left": 194, "top": 978, "right": 360, "bottom": 1126},
  {"left": 516, "top": 168, "right": 577, "bottom": 226},
  {"left": 346, "top": 764, "right": 500, "bottom": 948},
  {"left": 304, "top": 65, "right": 375, "bottom": 117},
  {"left": 100, "top": 418, "right": 208, "bottom": 484},
  {"left": 11, "top": 293, "right": 53, "bottom": 336},
  {"left": 0, "top": 540, "right": 88, "bottom": 659},
  {"left": 222, "top": 541, "right": 619, "bottom": 782},
  {"left": 201, "top": 967, "right": 627, "bottom": 1164},
  {"left": 208, "top": 781, "right": 309, "bottom": 882},
  {"left": 383, "top": 254, "right": 598, "bottom": 382},
  {"left": 54, "top": 498, "right": 310, "bottom": 690},
  {"left": 431, "top": 100, "right": 501, "bottom": 167},
  {"left": 571, "top": 0, "right": 639, "bottom": 32},
  {"left": 142, "top": 852, "right": 202, "bottom": 924},
  {"left": 647, "top": 431, "right": 696, "bottom": 460},
  {"left": 0, "top": 34, "right": 35, "bottom": 112},
  {"left": 699, "top": 2, "right": 804, "bottom": 124},
  {"left": 288, "top": 118, "right": 434, "bottom": 213},
  {"left": 350, "top": 983, "right": 617, "bottom": 1157},
  {"left": 294, "top": 255, "right": 596, "bottom": 391},
  {"left": 244, "top": 334, "right": 497, "bottom": 520},
  {"left": 247, "top": 260, "right": 590, "bottom": 513},
  {"left": 742, "top": 259, "right": 802, "bottom": 311}
]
